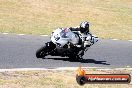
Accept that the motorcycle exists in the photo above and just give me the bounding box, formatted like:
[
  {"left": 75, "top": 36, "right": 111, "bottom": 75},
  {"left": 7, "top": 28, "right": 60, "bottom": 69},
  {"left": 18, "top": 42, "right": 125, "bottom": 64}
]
[{"left": 36, "top": 28, "right": 98, "bottom": 60}]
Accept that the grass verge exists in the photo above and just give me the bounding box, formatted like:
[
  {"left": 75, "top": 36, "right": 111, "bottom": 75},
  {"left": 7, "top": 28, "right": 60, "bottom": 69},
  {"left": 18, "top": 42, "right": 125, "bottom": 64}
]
[
  {"left": 0, "top": 69, "right": 131, "bottom": 88},
  {"left": 0, "top": 0, "right": 132, "bottom": 40}
]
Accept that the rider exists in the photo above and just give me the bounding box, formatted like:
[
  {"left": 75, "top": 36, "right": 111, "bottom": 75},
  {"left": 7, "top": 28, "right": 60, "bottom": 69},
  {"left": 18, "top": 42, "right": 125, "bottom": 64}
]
[
  {"left": 69, "top": 21, "right": 92, "bottom": 46},
  {"left": 68, "top": 21, "right": 93, "bottom": 57},
  {"left": 70, "top": 21, "right": 90, "bottom": 34}
]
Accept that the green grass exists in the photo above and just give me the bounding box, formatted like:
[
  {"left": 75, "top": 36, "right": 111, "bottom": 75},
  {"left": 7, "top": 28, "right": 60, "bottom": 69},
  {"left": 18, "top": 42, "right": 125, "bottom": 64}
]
[{"left": 0, "top": 0, "right": 132, "bottom": 39}]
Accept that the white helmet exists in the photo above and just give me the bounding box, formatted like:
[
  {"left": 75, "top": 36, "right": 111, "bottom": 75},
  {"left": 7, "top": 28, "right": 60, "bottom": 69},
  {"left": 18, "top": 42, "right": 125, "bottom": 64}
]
[{"left": 80, "top": 21, "right": 89, "bottom": 33}]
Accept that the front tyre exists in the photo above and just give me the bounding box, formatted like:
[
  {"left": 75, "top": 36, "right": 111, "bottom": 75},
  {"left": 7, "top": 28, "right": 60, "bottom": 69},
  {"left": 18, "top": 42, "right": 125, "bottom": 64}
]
[
  {"left": 36, "top": 41, "right": 56, "bottom": 58},
  {"left": 36, "top": 46, "right": 47, "bottom": 58}
]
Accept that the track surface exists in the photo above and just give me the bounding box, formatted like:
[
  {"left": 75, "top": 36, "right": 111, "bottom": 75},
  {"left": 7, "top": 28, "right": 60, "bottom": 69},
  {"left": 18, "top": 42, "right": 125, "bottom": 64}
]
[{"left": 0, "top": 34, "right": 132, "bottom": 69}]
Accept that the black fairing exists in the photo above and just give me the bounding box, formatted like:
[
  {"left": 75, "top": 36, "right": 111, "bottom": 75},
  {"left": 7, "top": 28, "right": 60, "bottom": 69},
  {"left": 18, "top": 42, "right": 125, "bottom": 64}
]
[
  {"left": 45, "top": 41, "right": 84, "bottom": 58},
  {"left": 45, "top": 41, "right": 56, "bottom": 51},
  {"left": 54, "top": 44, "right": 81, "bottom": 57}
]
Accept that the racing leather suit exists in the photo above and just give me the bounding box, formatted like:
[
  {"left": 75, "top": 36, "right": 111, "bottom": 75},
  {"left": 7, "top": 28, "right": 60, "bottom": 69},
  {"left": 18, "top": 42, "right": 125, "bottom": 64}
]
[
  {"left": 69, "top": 27, "right": 92, "bottom": 46},
  {"left": 69, "top": 27, "right": 93, "bottom": 57}
]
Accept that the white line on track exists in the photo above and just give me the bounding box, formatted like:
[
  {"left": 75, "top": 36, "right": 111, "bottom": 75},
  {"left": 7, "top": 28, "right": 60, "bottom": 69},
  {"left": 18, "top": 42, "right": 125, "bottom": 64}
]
[
  {"left": 111, "top": 39, "right": 118, "bottom": 40},
  {"left": 2, "top": 33, "right": 9, "bottom": 35},
  {"left": 128, "top": 40, "right": 132, "bottom": 41},
  {"left": 0, "top": 67, "right": 131, "bottom": 72},
  {"left": 0, "top": 32, "right": 132, "bottom": 42},
  {"left": 40, "top": 35, "right": 48, "bottom": 36},
  {"left": 18, "top": 34, "right": 25, "bottom": 36}
]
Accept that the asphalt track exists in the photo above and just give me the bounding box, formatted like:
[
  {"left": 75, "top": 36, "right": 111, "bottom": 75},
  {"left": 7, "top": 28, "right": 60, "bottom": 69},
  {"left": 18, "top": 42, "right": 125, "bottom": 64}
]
[{"left": 0, "top": 33, "right": 132, "bottom": 69}]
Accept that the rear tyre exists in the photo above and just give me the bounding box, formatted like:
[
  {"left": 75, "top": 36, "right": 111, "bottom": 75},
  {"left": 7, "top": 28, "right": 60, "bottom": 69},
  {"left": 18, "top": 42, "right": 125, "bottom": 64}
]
[{"left": 36, "top": 46, "right": 47, "bottom": 58}]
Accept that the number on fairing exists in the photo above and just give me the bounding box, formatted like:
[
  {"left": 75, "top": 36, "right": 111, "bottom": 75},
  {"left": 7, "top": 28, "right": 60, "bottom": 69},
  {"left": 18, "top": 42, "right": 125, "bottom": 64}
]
[{"left": 54, "top": 35, "right": 60, "bottom": 41}]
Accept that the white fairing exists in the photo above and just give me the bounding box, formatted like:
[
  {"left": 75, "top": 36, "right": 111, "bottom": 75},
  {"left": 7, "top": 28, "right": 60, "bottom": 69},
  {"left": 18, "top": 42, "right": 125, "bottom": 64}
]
[
  {"left": 51, "top": 28, "right": 98, "bottom": 47},
  {"left": 91, "top": 35, "right": 99, "bottom": 44},
  {"left": 51, "top": 28, "right": 79, "bottom": 47},
  {"left": 79, "top": 32, "right": 98, "bottom": 47}
]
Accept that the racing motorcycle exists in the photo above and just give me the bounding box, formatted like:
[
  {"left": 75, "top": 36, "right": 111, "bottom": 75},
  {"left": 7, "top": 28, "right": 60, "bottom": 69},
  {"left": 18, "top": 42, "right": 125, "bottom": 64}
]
[{"left": 36, "top": 28, "right": 98, "bottom": 60}]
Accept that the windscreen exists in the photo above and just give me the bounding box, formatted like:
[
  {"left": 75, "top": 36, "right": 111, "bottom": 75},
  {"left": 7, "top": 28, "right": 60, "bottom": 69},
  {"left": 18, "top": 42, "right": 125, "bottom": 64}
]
[{"left": 60, "top": 28, "right": 72, "bottom": 38}]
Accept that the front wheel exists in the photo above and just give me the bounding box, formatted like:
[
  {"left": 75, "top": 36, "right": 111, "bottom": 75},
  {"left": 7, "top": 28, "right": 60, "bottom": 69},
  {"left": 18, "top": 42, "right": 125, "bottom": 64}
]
[{"left": 36, "top": 46, "right": 48, "bottom": 58}]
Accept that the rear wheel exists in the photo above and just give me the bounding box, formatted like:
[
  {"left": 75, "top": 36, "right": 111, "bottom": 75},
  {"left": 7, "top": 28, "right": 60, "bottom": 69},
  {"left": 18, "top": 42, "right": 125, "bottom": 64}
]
[{"left": 36, "top": 45, "right": 48, "bottom": 58}]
